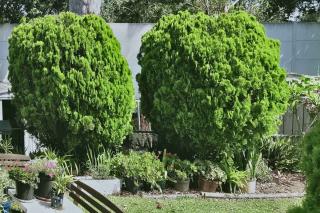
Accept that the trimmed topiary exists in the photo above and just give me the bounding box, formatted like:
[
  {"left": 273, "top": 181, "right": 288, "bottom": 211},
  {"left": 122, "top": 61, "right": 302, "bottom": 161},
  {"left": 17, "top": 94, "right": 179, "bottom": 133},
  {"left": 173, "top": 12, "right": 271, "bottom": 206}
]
[
  {"left": 137, "top": 11, "right": 289, "bottom": 158},
  {"left": 8, "top": 12, "right": 135, "bottom": 156},
  {"left": 288, "top": 122, "right": 320, "bottom": 213}
]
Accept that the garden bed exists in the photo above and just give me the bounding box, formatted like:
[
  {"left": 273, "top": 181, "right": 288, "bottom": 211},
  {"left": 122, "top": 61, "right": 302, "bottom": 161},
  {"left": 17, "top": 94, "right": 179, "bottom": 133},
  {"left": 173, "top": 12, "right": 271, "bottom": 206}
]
[
  {"left": 117, "top": 172, "right": 305, "bottom": 200},
  {"left": 257, "top": 172, "right": 304, "bottom": 194}
]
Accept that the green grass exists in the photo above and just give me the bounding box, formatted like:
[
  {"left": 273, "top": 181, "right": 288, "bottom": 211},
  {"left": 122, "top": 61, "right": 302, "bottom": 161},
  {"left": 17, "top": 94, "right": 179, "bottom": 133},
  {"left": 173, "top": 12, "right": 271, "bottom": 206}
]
[{"left": 109, "top": 196, "right": 302, "bottom": 213}]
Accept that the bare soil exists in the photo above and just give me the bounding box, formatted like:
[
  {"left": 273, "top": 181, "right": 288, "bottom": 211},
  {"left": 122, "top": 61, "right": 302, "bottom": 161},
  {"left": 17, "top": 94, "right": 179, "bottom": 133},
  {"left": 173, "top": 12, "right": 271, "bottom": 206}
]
[
  {"left": 257, "top": 172, "right": 305, "bottom": 194},
  {"left": 120, "top": 172, "right": 305, "bottom": 196}
]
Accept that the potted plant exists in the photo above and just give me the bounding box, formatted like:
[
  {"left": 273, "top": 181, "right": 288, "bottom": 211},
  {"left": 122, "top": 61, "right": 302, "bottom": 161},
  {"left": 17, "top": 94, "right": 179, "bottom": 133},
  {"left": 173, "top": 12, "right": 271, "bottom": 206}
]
[
  {"left": 221, "top": 156, "right": 248, "bottom": 193},
  {"left": 246, "top": 149, "right": 262, "bottom": 194},
  {"left": 51, "top": 173, "right": 74, "bottom": 209},
  {"left": 9, "top": 201, "right": 24, "bottom": 213},
  {"left": 8, "top": 166, "right": 37, "bottom": 200},
  {"left": 111, "top": 151, "right": 165, "bottom": 194},
  {"left": 166, "top": 157, "right": 197, "bottom": 192},
  {"left": 0, "top": 167, "right": 13, "bottom": 213},
  {"left": 31, "top": 158, "right": 59, "bottom": 200},
  {"left": 77, "top": 147, "right": 121, "bottom": 195},
  {"left": 195, "top": 160, "right": 226, "bottom": 192}
]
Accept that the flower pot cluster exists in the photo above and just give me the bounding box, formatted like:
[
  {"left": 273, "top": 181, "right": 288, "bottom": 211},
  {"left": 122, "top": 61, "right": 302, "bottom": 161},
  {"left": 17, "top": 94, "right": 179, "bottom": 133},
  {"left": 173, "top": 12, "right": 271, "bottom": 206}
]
[
  {"left": 86, "top": 149, "right": 165, "bottom": 194},
  {"left": 5, "top": 152, "right": 74, "bottom": 210},
  {"left": 84, "top": 148, "right": 265, "bottom": 194}
]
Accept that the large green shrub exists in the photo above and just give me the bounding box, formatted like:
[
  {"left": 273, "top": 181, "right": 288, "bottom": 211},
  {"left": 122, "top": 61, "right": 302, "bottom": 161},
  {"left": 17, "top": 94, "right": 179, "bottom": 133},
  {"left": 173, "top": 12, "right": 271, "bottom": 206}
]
[
  {"left": 8, "top": 13, "right": 135, "bottom": 156},
  {"left": 288, "top": 122, "right": 320, "bottom": 213},
  {"left": 137, "top": 11, "right": 289, "bottom": 159}
]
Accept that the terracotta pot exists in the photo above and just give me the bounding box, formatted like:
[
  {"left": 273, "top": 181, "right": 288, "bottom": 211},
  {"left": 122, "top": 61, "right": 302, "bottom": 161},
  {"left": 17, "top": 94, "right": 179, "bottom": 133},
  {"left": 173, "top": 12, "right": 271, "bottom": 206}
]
[
  {"left": 174, "top": 179, "right": 190, "bottom": 192},
  {"left": 198, "top": 177, "right": 219, "bottom": 192}
]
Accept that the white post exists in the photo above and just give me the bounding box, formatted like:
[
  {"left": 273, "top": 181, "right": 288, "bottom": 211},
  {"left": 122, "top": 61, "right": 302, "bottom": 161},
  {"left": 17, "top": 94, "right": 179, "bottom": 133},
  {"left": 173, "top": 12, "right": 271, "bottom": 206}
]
[{"left": 137, "top": 99, "right": 141, "bottom": 131}]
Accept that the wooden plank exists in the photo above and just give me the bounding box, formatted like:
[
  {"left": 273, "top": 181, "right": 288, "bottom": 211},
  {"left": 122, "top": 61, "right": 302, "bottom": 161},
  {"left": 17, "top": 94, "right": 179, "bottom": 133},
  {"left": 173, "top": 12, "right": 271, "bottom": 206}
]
[
  {"left": 75, "top": 181, "right": 123, "bottom": 213},
  {"left": 293, "top": 104, "right": 303, "bottom": 135},
  {"left": 0, "top": 154, "right": 30, "bottom": 161},
  {"left": 283, "top": 110, "right": 293, "bottom": 135},
  {"left": 70, "top": 184, "right": 110, "bottom": 213},
  {"left": 69, "top": 191, "right": 99, "bottom": 213},
  {"left": 0, "top": 161, "right": 27, "bottom": 167}
]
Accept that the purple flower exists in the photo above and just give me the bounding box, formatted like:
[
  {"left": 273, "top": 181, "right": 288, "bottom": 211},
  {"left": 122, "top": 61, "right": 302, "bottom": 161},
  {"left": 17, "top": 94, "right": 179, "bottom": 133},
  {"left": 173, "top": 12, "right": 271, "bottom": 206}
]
[{"left": 45, "top": 161, "right": 57, "bottom": 169}]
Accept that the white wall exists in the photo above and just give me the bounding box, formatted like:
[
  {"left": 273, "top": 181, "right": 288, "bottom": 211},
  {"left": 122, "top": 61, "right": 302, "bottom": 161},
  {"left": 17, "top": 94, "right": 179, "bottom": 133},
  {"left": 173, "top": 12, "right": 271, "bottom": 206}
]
[{"left": 265, "top": 23, "right": 320, "bottom": 75}]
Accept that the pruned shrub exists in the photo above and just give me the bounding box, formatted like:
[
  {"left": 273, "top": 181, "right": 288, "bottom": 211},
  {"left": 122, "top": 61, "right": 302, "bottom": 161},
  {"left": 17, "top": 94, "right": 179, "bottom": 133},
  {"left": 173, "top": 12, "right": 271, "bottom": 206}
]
[
  {"left": 137, "top": 11, "right": 289, "bottom": 159},
  {"left": 8, "top": 12, "right": 135, "bottom": 157}
]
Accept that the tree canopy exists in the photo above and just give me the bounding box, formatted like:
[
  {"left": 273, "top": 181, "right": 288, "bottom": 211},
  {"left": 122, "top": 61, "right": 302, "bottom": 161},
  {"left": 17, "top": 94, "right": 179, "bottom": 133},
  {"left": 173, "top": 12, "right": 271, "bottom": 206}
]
[
  {"left": 101, "top": 0, "right": 320, "bottom": 23},
  {"left": 0, "top": 0, "right": 68, "bottom": 23}
]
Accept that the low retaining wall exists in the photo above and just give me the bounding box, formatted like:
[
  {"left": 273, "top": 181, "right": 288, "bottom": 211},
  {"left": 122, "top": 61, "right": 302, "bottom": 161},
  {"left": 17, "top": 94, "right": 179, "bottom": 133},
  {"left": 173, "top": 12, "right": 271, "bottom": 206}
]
[
  {"left": 142, "top": 192, "right": 305, "bottom": 200},
  {"left": 75, "top": 176, "right": 121, "bottom": 195}
]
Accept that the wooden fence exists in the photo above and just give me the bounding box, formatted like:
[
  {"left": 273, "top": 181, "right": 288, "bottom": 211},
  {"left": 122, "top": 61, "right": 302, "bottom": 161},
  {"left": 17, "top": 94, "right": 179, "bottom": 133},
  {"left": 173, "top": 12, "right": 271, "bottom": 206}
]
[{"left": 279, "top": 104, "right": 312, "bottom": 136}]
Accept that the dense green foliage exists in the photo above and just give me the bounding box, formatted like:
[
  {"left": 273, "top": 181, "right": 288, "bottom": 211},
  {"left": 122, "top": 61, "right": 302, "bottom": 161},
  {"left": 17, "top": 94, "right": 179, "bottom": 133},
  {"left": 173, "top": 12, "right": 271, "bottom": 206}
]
[
  {"left": 288, "top": 122, "right": 320, "bottom": 212},
  {"left": 101, "top": 0, "right": 228, "bottom": 23},
  {"left": 137, "top": 11, "right": 289, "bottom": 158},
  {"left": 262, "top": 136, "right": 301, "bottom": 172},
  {"left": 110, "top": 196, "right": 301, "bottom": 213},
  {"left": 101, "top": 0, "right": 320, "bottom": 23},
  {"left": 112, "top": 151, "right": 165, "bottom": 190},
  {"left": 8, "top": 13, "right": 135, "bottom": 156},
  {"left": 0, "top": 0, "right": 67, "bottom": 23}
]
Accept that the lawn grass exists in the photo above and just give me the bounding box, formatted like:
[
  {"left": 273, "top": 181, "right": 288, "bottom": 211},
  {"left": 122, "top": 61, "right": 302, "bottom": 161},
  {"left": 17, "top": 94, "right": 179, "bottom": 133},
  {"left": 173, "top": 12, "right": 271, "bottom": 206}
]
[{"left": 109, "top": 196, "right": 302, "bottom": 213}]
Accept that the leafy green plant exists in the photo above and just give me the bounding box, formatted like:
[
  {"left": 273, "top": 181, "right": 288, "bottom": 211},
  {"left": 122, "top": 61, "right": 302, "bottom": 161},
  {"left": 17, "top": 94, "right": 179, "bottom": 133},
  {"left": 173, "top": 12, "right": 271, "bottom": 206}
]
[
  {"left": 8, "top": 166, "right": 37, "bottom": 187},
  {"left": 194, "top": 160, "right": 226, "bottom": 182},
  {"left": 165, "top": 156, "right": 197, "bottom": 182},
  {"left": 0, "top": 167, "right": 13, "bottom": 204},
  {"left": 112, "top": 151, "right": 165, "bottom": 191},
  {"left": 221, "top": 156, "right": 247, "bottom": 193},
  {"left": 287, "top": 121, "right": 320, "bottom": 212},
  {"left": 137, "top": 11, "right": 289, "bottom": 159},
  {"left": 8, "top": 12, "right": 135, "bottom": 160},
  {"left": 86, "top": 146, "right": 113, "bottom": 179},
  {"left": 0, "top": 137, "right": 13, "bottom": 154},
  {"left": 9, "top": 201, "right": 24, "bottom": 213},
  {"left": 255, "top": 159, "right": 272, "bottom": 183},
  {"left": 52, "top": 173, "right": 74, "bottom": 195},
  {"left": 289, "top": 76, "right": 320, "bottom": 129},
  {"left": 246, "top": 149, "right": 262, "bottom": 181},
  {"left": 262, "top": 136, "right": 301, "bottom": 172}
]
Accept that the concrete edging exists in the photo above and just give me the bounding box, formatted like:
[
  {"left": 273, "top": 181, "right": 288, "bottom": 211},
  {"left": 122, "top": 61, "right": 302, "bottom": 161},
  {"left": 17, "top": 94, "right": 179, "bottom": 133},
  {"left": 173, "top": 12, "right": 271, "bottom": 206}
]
[
  {"left": 201, "top": 192, "right": 305, "bottom": 199},
  {"left": 142, "top": 192, "right": 305, "bottom": 200}
]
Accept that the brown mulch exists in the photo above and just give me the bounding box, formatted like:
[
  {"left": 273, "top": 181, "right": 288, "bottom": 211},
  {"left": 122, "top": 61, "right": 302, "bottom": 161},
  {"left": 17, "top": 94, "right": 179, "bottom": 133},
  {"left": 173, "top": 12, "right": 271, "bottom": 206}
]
[
  {"left": 118, "top": 172, "right": 305, "bottom": 196},
  {"left": 257, "top": 172, "right": 305, "bottom": 194}
]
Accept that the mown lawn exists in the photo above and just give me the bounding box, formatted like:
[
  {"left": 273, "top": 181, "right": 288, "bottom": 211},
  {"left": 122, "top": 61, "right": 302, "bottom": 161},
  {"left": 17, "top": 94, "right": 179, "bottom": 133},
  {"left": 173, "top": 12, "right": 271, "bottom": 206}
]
[{"left": 109, "top": 196, "right": 302, "bottom": 213}]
